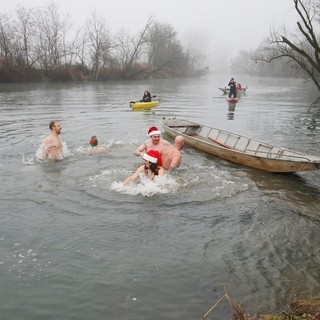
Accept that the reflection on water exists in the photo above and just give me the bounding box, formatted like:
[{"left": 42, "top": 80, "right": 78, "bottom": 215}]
[
  {"left": 227, "top": 101, "right": 237, "bottom": 120},
  {"left": 247, "top": 169, "right": 320, "bottom": 220},
  {"left": 0, "top": 76, "right": 320, "bottom": 319}
]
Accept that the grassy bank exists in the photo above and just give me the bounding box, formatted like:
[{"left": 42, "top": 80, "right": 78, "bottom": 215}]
[{"left": 200, "top": 293, "right": 320, "bottom": 320}]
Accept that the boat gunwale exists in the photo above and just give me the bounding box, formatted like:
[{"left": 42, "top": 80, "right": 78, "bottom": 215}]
[
  {"left": 160, "top": 118, "right": 320, "bottom": 172},
  {"left": 130, "top": 100, "right": 160, "bottom": 108}
]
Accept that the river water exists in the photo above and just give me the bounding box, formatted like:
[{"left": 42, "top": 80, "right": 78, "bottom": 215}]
[{"left": 1, "top": 76, "right": 320, "bottom": 319}]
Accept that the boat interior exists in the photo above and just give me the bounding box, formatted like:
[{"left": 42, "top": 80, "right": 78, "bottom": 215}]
[{"left": 164, "top": 120, "right": 312, "bottom": 161}]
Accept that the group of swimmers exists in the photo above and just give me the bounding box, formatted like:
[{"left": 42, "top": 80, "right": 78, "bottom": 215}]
[{"left": 40, "top": 121, "right": 185, "bottom": 185}]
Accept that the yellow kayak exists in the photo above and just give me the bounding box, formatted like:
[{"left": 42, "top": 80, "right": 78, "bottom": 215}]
[{"left": 130, "top": 100, "right": 160, "bottom": 109}]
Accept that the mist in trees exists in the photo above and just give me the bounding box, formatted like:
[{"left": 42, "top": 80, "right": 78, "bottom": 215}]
[
  {"left": 0, "top": 3, "right": 208, "bottom": 82},
  {"left": 231, "top": 0, "right": 320, "bottom": 93}
]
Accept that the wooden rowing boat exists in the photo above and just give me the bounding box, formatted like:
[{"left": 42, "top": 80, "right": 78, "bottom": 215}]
[
  {"left": 160, "top": 117, "right": 320, "bottom": 172},
  {"left": 130, "top": 100, "right": 159, "bottom": 109}
]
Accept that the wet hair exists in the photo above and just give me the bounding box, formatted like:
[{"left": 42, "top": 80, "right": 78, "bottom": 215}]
[
  {"left": 149, "top": 162, "right": 158, "bottom": 173},
  {"left": 145, "top": 162, "right": 158, "bottom": 175},
  {"left": 49, "top": 121, "right": 57, "bottom": 130}
]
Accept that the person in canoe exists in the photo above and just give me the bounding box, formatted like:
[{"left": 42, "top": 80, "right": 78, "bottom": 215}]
[
  {"left": 228, "top": 78, "right": 237, "bottom": 98},
  {"left": 134, "top": 126, "right": 171, "bottom": 157},
  {"left": 141, "top": 90, "right": 152, "bottom": 102},
  {"left": 161, "top": 136, "right": 185, "bottom": 170},
  {"left": 123, "top": 150, "right": 165, "bottom": 185}
]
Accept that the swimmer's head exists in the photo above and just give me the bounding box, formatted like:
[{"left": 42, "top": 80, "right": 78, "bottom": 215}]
[
  {"left": 148, "top": 126, "right": 161, "bottom": 137},
  {"left": 90, "top": 136, "right": 98, "bottom": 147},
  {"left": 143, "top": 149, "right": 162, "bottom": 166}
]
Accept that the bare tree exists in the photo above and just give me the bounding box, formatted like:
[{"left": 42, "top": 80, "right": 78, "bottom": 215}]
[
  {"left": 86, "top": 11, "right": 113, "bottom": 80},
  {"left": 0, "top": 13, "right": 14, "bottom": 65},
  {"left": 57, "top": 22, "right": 91, "bottom": 72},
  {"left": 0, "top": 4, "right": 208, "bottom": 81},
  {"left": 254, "top": 0, "right": 320, "bottom": 90},
  {"left": 230, "top": 50, "right": 257, "bottom": 75},
  {"left": 183, "top": 47, "right": 208, "bottom": 76},
  {"left": 14, "top": 7, "right": 37, "bottom": 68},
  {"left": 34, "top": 2, "right": 70, "bottom": 73},
  {"left": 114, "top": 29, "right": 131, "bottom": 71},
  {"left": 114, "top": 16, "right": 154, "bottom": 78},
  {"left": 146, "top": 21, "right": 187, "bottom": 74}
]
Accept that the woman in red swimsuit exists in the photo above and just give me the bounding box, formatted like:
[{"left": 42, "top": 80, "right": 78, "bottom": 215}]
[{"left": 123, "top": 150, "right": 164, "bottom": 185}]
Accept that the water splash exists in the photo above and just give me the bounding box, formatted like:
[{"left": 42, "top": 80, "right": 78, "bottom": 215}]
[
  {"left": 111, "top": 174, "right": 180, "bottom": 197},
  {"left": 22, "top": 154, "right": 36, "bottom": 165},
  {"left": 35, "top": 141, "right": 71, "bottom": 161}
]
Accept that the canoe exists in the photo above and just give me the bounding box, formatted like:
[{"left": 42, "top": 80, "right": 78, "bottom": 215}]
[
  {"left": 226, "top": 97, "right": 239, "bottom": 103},
  {"left": 218, "top": 86, "right": 247, "bottom": 95},
  {"left": 218, "top": 87, "right": 229, "bottom": 94},
  {"left": 160, "top": 117, "right": 320, "bottom": 172},
  {"left": 130, "top": 100, "right": 159, "bottom": 109}
]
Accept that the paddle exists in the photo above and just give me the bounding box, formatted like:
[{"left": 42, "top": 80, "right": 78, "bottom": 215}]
[{"left": 130, "top": 95, "right": 157, "bottom": 104}]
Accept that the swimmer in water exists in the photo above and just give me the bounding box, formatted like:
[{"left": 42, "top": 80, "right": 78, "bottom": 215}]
[
  {"left": 87, "top": 135, "right": 108, "bottom": 153},
  {"left": 161, "top": 135, "right": 184, "bottom": 170},
  {"left": 123, "top": 149, "right": 164, "bottom": 185},
  {"left": 41, "top": 121, "right": 63, "bottom": 161},
  {"left": 134, "top": 126, "right": 171, "bottom": 157}
]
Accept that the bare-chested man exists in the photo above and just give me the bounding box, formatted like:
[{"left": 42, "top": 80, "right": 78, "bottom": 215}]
[
  {"left": 41, "top": 121, "right": 63, "bottom": 161},
  {"left": 134, "top": 126, "right": 171, "bottom": 157},
  {"left": 161, "top": 136, "right": 185, "bottom": 170}
]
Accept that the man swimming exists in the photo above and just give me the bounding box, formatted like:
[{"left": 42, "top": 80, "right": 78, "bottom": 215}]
[
  {"left": 161, "top": 136, "right": 185, "bottom": 170},
  {"left": 41, "top": 121, "right": 63, "bottom": 161},
  {"left": 134, "top": 126, "right": 171, "bottom": 157}
]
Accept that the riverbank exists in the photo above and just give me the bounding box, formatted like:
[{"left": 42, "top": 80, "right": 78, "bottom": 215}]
[{"left": 200, "top": 294, "right": 320, "bottom": 320}]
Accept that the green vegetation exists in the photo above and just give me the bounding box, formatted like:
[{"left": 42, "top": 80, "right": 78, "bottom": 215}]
[{"left": 200, "top": 293, "right": 320, "bottom": 320}]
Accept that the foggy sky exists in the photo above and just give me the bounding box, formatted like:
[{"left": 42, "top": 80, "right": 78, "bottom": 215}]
[{"left": 2, "top": 0, "right": 298, "bottom": 71}]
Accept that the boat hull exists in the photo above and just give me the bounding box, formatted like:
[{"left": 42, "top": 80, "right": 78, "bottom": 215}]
[
  {"left": 218, "top": 87, "right": 229, "bottom": 94},
  {"left": 161, "top": 118, "right": 320, "bottom": 173},
  {"left": 130, "top": 100, "right": 159, "bottom": 109},
  {"left": 218, "top": 87, "right": 247, "bottom": 95},
  {"left": 226, "top": 97, "right": 239, "bottom": 103}
]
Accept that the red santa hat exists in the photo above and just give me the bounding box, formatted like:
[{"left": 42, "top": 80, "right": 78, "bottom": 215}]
[
  {"left": 143, "top": 150, "right": 162, "bottom": 166},
  {"left": 148, "top": 126, "right": 161, "bottom": 137},
  {"left": 90, "top": 135, "right": 98, "bottom": 147}
]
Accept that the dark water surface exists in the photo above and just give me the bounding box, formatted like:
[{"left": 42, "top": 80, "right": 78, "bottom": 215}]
[{"left": 1, "top": 76, "right": 320, "bottom": 319}]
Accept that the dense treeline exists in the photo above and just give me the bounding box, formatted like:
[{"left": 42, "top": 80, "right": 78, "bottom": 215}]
[{"left": 0, "top": 3, "right": 208, "bottom": 82}]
